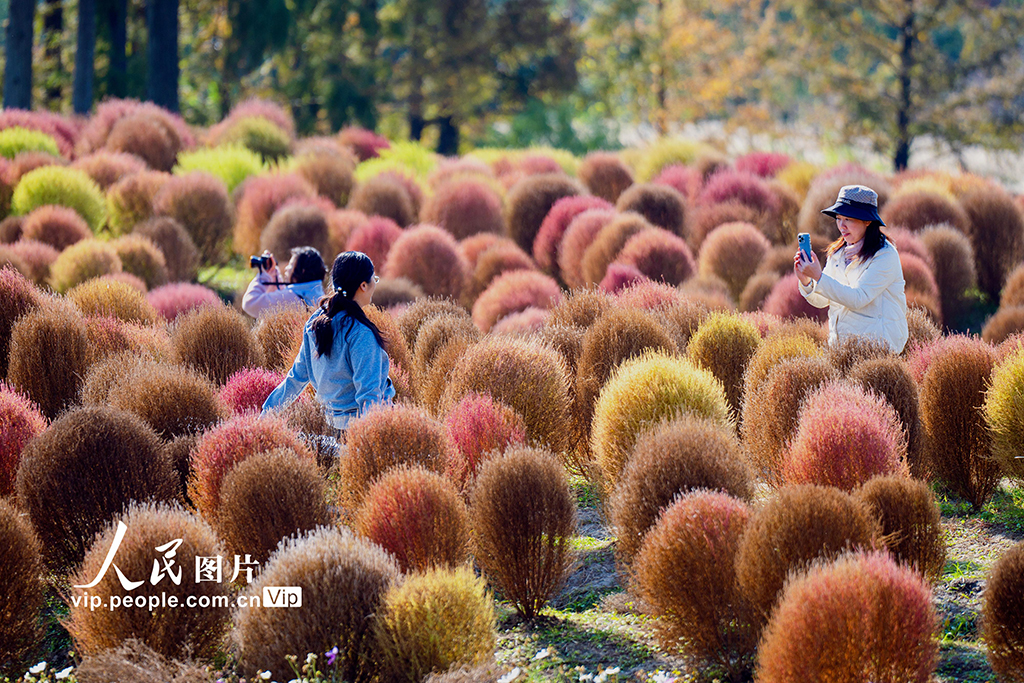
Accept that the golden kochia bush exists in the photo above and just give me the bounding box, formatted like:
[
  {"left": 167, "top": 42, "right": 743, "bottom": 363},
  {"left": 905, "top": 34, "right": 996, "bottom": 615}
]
[
  {"left": 231, "top": 526, "right": 400, "bottom": 681},
  {"left": 471, "top": 447, "right": 577, "bottom": 619},
  {"left": 73, "top": 638, "right": 213, "bottom": 683},
  {"left": 741, "top": 330, "right": 822, "bottom": 400},
  {"left": 170, "top": 303, "right": 264, "bottom": 385},
  {"left": 396, "top": 296, "right": 470, "bottom": 353},
  {"left": 48, "top": 238, "right": 122, "bottom": 293},
  {"left": 983, "top": 347, "right": 1024, "bottom": 483},
  {"left": 68, "top": 278, "right": 159, "bottom": 324},
  {"left": 376, "top": 567, "right": 497, "bottom": 683},
  {"left": 580, "top": 213, "right": 652, "bottom": 287},
  {"left": 16, "top": 406, "right": 180, "bottom": 572},
  {"left": 65, "top": 503, "right": 232, "bottom": 661},
  {"left": 686, "top": 312, "right": 761, "bottom": 415},
  {"left": 251, "top": 305, "right": 307, "bottom": 373},
  {"left": 633, "top": 491, "right": 757, "bottom": 683},
  {"left": 757, "top": 551, "right": 938, "bottom": 683},
  {"left": 0, "top": 498, "right": 44, "bottom": 675},
  {"left": 610, "top": 415, "right": 752, "bottom": 571},
  {"left": 983, "top": 541, "right": 1024, "bottom": 682}
]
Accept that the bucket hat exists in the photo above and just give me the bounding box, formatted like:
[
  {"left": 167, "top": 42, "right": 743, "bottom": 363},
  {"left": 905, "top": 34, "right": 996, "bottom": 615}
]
[{"left": 821, "top": 185, "right": 885, "bottom": 226}]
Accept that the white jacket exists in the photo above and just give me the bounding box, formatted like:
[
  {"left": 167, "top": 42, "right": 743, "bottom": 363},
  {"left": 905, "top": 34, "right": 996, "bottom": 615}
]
[{"left": 799, "top": 240, "right": 908, "bottom": 353}]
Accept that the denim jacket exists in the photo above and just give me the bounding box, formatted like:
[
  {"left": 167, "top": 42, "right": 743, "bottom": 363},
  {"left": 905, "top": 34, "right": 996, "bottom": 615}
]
[{"left": 262, "top": 310, "right": 395, "bottom": 429}]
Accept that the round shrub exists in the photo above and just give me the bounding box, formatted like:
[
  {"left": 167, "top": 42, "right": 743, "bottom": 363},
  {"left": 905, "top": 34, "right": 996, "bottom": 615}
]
[
  {"left": 356, "top": 465, "right": 470, "bottom": 573},
  {"left": 134, "top": 216, "right": 200, "bottom": 282},
  {"left": 881, "top": 189, "right": 970, "bottom": 233},
  {"left": 441, "top": 336, "right": 571, "bottom": 456},
  {"left": 374, "top": 276, "right": 424, "bottom": 309},
  {"left": 384, "top": 224, "right": 467, "bottom": 300},
  {"left": 147, "top": 282, "right": 220, "bottom": 322},
  {"left": 152, "top": 171, "right": 233, "bottom": 265},
  {"left": 412, "top": 313, "right": 481, "bottom": 395},
  {"left": 471, "top": 446, "right": 576, "bottom": 618},
  {"left": 757, "top": 550, "right": 938, "bottom": 683},
  {"left": 0, "top": 498, "right": 44, "bottom": 674},
  {"left": 233, "top": 172, "right": 315, "bottom": 257},
  {"left": 615, "top": 182, "right": 687, "bottom": 237},
  {"left": 920, "top": 336, "right": 1000, "bottom": 508},
  {"left": 849, "top": 355, "right": 925, "bottom": 475},
  {"left": 983, "top": 540, "right": 1024, "bottom": 682},
  {"left": 984, "top": 347, "right": 1024, "bottom": 482},
  {"left": 0, "top": 215, "right": 23, "bottom": 243},
  {"left": 462, "top": 242, "right": 535, "bottom": 308},
  {"left": 397, "top": 296, "right": 469, "bottom": 351},
  {"left": 782, "top": 381, "right": 909, "bottom": 491},
  {"left": 610, "top": 416, "right": 752, "bottom": 569},
  {"left": 854, "top": 475, "right": 945, "bottom": 581},
  {"left": 578, "top": 151, "right": 633, "bottom": 202},
  {"left": 653, "top": 163, "right": 702, "bottom": 200},
  {"left": 471, "top": 269, "right": 561, "bottom": 332},
  {"left": 216, "top": 116, "right": 292, "bottom": 162},
  {"left": 734, "top": 484, "right": 880, "bottom": 624},
  {"left": 698, "top": 221, "right": 772, "bottom": 301},
  {"left": 21, "top": 204, "right": 91, "bottom": 250},
  {"left": 348, "top": 174, "right": 417, "bottom": 227},
  {"left": 16, "top": 406, "right": 179, "bottom": 572},
  {"left": 591, "top": 351, "right": 731, "bottom": 496},
  {"left": 65, "top": 503, "right": 231, "bottom": 659},
  {"left": 8, "top": 150, "right": 65, "bottom": 185},
  {"left": 983, "top": 306, "right": 1024, "bottom": 345},
  {"left": 614, "top": 227, "right": 695, "bottom": 286},
  {"left": 346, "top": 215, "right": 403, "bottom": 270},
  {"left": 533, "top": 195, "right": 612, "bottom": 278},
  {"left": 259, "top": 202, "right": 331, "bottom": 265},
  {"left": 293, "top": 151, "right": 355, "bottom": 207},
  {"left": 108, "top": 361, "right": 226, "bottom": 440},
  {"left": 699, "top": 169, "right": 780, "bottom": 217},
  {"left": 581, "top": 212, "right": 652, "bottom": 286},
  {"left": 547, "top": 287, "right": 614, "bottom": 329},
  {"left": 189, "top": 412, "right": 313, "bottom": 521},
  {"left": 217, "top": 448, "right": 330, "bottom": 563},
  {"left": 219, "top": 98, "right": 297, "bottom": 138},
  {"left": 422, "top": 177, "right": 504, "bottom": 239},
  {"left": 557, "top": 208, "right": 616, "bottom": 289},
  {"left": 12, "top": 165, "right": 106, "bottom": 231},
  {"left": 918, "top": 224, "right": 977, "bottom": 327},
  {"left": 249, "top": 306, "right": 308, "bottom": 375},
  {"left": 633, "top": 491, "right": 756, "bottom": 680},
  {"left": 736, "top": 151, "right": 791, "bottom": 178},
  {"left": 0, "top": 110, "right": 76, "bottom": 156},
  {"left": 104, "top": 114, "right": 179, "bottom": 171},
  {"left": 0, "top": 266, "right": 41, "bottom": 378},
  {"left": 171, "top": 303, "right": 264, "bottom": 385},
  {"left": 505, "top": 173, "right": 584, "bottom": 253},
  {"left": 8, "top": 301, "right": 88, "bottom": 419},
  {"left": 599, "top": 263, "right": 647, "bottom": 293},
  {"left": 0, "top": 126, "right": 61, "bottom": 159},
  {"left": 634, "top": 138, "right": 709, "bottom": 182},
  {"left": 174, "top": 144, "right": 265, "bottom": 193},
  {"left": 105, "top": 170, "right": 170, "bottom": 235},
  {"left": 763, "top": 272, "right": 829, "bottom": 322},
  {"left": 111, "top": 234, "right": 168, "bottom": 289},
  {"left": 444, "top": 392, "right": 526, "bottom": 490},
  {"left": 739, "top": 271, "right": 779, "bottom": 312},
  {"left": 0, "top": 382, "right": 45, "bottom": 496},
  {"left": 960, "top": 182, "right": 1024, "bottom": 300},
  {"left": 68, "top": 279, "right": 157, "bottom": 326},
  {"left": 231, "top": 525, "right": 399, "bottom": 680},
  {"left": 688, "top": 200, "right": 762, "bottom": 250},
  {"left": 48, "top": 238, "right": 121, "bottom": 292},
  {"left": 339, "top": 126, "right": 391, "bottom": 160},
  {"left": 376, "top": 566, "right": 496, "bottom": 683},
  {"left": 687, "top": 313, "right": 761, "bottom": 414},
  {"left": 219, "top": 367, "right": 284, "bottom": 415},
  {"left": 72, "top": 150, "right": 146, "bottom": 191},
  {"left": 742, "top": 326, "right": 822, "bottom": 398}
]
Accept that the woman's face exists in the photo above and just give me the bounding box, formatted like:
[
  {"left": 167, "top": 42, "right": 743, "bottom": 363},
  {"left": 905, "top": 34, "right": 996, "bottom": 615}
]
[{"left": 836, "top": 215, "right": 870, "bottom": 244}]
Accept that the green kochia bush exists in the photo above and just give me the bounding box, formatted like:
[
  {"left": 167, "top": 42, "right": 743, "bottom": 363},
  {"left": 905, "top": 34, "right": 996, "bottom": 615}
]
[
  {"left": 984, "top": 347, "right": 1024, "bottom": 482},
  {"left": 687, "top": 312, "right": 761, "bottom": 415},
  {"left": 174, "top": 144, "right": 265, "bottom": 192},
  {"left": 12, "top": 166, "right": 107, "bottom": 232},
  {"left": 0, "top": 127, "right": 62, "bottom": 159}
]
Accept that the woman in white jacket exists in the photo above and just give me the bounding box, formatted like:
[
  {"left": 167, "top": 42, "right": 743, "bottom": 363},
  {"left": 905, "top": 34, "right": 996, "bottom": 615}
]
[{"left": 794, "top": 185, "right": 908, "bottom": 353}]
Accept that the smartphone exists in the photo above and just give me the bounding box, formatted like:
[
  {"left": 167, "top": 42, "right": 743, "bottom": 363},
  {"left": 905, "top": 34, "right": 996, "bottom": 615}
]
[{"left": 798, "top": 232, "right": 812, "bottom": 262}]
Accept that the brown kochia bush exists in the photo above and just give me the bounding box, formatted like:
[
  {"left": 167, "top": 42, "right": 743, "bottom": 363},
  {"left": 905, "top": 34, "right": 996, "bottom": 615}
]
[
  {"left": 849, "top": 356, "right": 926, "bottom": 477},
  {"left": 919, "top": 336, "right": 1000, "bottom": 508},
  {"left": 616, "top": 182, "right": 687, "bottom": 237},
  {"left": 8, "top": 300, "right": 89, "bottom": 419},
  {"left": 579, "top": 151, "right": 634, "bottom": 203},
  {"left": 231, "top": 526, "right": 400, "bottom": 680},
  {"left": 634, "top": 491, "right": 757, "bottom": 682},
  {"left": 983, "top": 540, "right": 1024, "bottom": 682},
  {"left": 348, "top": 173, "right": 417, "bottom": 227},
  {"left": 397, "top": 296, "right": 470, "bottom": 352},
  {"left": 960, "top": 181, "right": 1024, "bottom": 300},
  {"left": 107, "top": 361, "right": 227, "bottom": 440},
  {"left": 920, "top": 224, "right": 977, "bottom": 328},
  {"left": 581, "top": 212, "right": 652, "bottom": 287},
  {"left": 854, "top": 475, "right": 946, "bottom": 581},
  {"left": 16, "top": 406, "right": 180, "bottom": 572},
  {"left": 252, "top": 305, "right": 308, "bottom": 372},
  {"left": 698, "top": 222, "right": 773, "bottom": 302},
  {"left": 133, "top": 216, "right": 200, "bottom": 282},
  {"left": 0, "top": 498, "right": 44, "bottom": 674},
  {"left": 356, "top": 465, "right": 471, "bottom": 573},
  {"left": 217, "top": 448, "right": 330, "bottom": 564},
  {"left": 504, "top": 173, "right": 584, "bottom": 253},
  {"left": 171, "top": 303, "right": 264, "bottom": 385},
  {"left": 610, "top": 415, "right": 752, "bottom": 570},
  {"left": 734, "top": 484, "right": 880, "bottom": 626},
  {"left": 73, "top": 638, "right": 214, "bottom": 683},
  {"left": 412, "top": 312, "right": 481, "bottom": 391},
  {"left": 65, "top": 503, "right": 232, "bottom": 659},
  {"left": 153, "top": 171, "right": 234, "bottom": 265},
  {"left": 0, "top": 266, "right": 41, "bottom": 379},
  {"left": 384, "top": 224, "right": 468, "bottom": 300},
  {"left": 260, "top": 203, "right": 331, "bottom": 266},
  {"left": 471, "top": 446, "right": 577, "bottom": 618}
]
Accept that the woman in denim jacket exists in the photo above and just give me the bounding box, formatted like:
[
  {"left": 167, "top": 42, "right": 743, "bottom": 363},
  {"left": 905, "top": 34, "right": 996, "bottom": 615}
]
[{"left": 262, "top": 251, "right": 394, "bottom": 433}]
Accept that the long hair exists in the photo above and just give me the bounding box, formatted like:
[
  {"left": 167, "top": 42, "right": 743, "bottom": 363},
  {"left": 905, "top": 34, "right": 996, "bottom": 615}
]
[
  {"left": 826, "top": 221, "right": 888, "bottom": 261},
  {"left": 288, "top": 246, "right": 327, "bottom": 284},
  {"left": 311, "top": 252, "right": 386, "bottom": 357}
]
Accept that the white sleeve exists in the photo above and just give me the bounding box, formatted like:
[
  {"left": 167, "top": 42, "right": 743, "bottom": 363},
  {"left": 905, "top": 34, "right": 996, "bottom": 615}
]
[
  {"left": 242, "top": 275, "right": 299, "bottom": 318},
  {"left": 811, "top": 248, "right": 901, "bottom": 311}
]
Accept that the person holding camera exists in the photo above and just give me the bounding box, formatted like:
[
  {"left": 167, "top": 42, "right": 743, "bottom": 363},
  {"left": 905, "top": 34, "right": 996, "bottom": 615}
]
[
  {"left": 262, "top": 251, "right": 394, "bottom": 434},
  {"left": 241, "top": 246, "right": 327, "bottom": 318},
  {"left": 794, "top": 184, "right": 908, "bottom": 353}
]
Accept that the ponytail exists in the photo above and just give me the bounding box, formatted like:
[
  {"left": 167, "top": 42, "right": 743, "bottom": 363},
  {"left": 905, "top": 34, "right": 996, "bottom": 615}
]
[{"left": 311, "top": 251, "right": 387, "bottom": 357}]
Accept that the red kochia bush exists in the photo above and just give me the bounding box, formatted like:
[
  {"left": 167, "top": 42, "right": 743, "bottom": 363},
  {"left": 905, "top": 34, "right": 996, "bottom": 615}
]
[
  {"left": 782, "top": 381, "right": 909, "bottom": 491},
  {"left": 763, "top": 273, "right": 829, "bottom": 322},
  {"left": 578, "top": 151, "right": 634, "bottom": 202},
  {"left": 346, "top": 216, "right": 403, "bottom": 271},
  {"left": 0, "top": 498, "right": 44, "bottom": 674},
  {"left": 653, "top": 164, "right": 702, "bottom": 200},
  {"left": 147, "top": 282, "right": 221, "bottom": 322},
  {"left": 234, "top": 172, "right": 316, "bottom": 257},
  {"left": 616, "top": 182, "right": 687, "bottom": 237},
  {"left": 735, "top": 151, "right": 792, "bottom": 178},
  {"left": 757, "top": 550, "right": 938, "bottom": 683},
  {"left": 557, "top": 208, "right": 617, "bottom": 290},
  {"left": 356, "top": 465, "right": 471, "bottom": 573},
  {"left": 22, "top": 204, "right": 92, "bottom": 250},
  {"left": 471, "top": 269, "right": 562, "bottom": 332},
  {"left": 505, "top": 173, "right": 584, "bottom": 253},
  {"left": 698, "top": 221, "right": 772, "bottom": 301},
  {"left": 471, "top": 446, "right": 577, "bottom": 618},
  {"left": 339, "top": 126, "right": 390, "bottom": 160},
  {"left": 8, "top": 301, "right": 89, "bottom": 419},
  {"left": 533, "top": 195, "right": 612, "bottom": 277},
  {"left": 189, "top": 412, "right": 313, "bottom": 522},
  {"left": 983, "top": 540, "right": 1024, "bottom": 682},
  {"left": 220, "top": 367, "right": 284, "bottom": 414},
  {"left": 0, "top": 382, "right": 45, "bottom": 497},
  {"left": 699, "top": 169, "right": 780, "bottom": 218},
  {"left": 421, "top": 177, "right": 505, "bottom": 239},
  {"left": 384, "top": 224, "right": 468, "bottom": 300},
  {"left": 633, "top": 492, "right": 757, "bottom": 681},
  {"left": 444, "top": 392, "right": 527, "bottom": 490},
  {"left": 599, "top": 263, "right": 647, "bottom": 293},
  {"left": 171, "top": 303, "right": 264, "bottom": 385},
  {"left": 614, "top": 227, "right": 695, "bottom": 286}
]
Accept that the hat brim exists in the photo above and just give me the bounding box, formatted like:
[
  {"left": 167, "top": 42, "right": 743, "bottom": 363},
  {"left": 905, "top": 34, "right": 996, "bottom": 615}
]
[{"left": 821, "top": 200, "right": 885, "bottom": 226}]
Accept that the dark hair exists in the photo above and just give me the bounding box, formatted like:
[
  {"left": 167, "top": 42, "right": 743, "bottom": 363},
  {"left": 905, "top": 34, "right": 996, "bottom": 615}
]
[
  {"left": 311, "top": 251, "right": 386, "bottom": 357},
  {"left": 826, "top": 220, "right": 888, "bottom": 261},
  {"left": 288, "top": 246, "right": 327, "bottom": 284}
]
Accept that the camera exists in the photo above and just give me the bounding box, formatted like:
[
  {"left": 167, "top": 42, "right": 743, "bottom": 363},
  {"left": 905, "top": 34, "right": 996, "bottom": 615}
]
[{"left": 250, "top": 254, "right": 273, "bottom": 271}]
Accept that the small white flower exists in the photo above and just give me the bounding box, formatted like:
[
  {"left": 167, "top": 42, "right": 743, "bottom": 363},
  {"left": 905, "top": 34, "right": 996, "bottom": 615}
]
[
  {"left": 579, "top": 674, "right": 594, "bottom": 682},
  {"left": 497, "top": 667, "right": 521, "bottom": 683},
  {"left": 595, "top": 674, "right": 607, "bottom": 683},
  {"left": 532, "top": 648, "right": 551, "bottom": 661},
  {"left": 56, "top": 667, "right": 75, "bottom": 680},
  {"left": 29, "top": 663, "right": 46, "bottom": 675},
  {"left": 258, "top": 671, "right": 272, "bottom": 680},
  {"left": 605, "top": 667, "right": 621, "bottom": 676},
  {"left": 306, "top": 653, "right": 316, "bottom": 665}
]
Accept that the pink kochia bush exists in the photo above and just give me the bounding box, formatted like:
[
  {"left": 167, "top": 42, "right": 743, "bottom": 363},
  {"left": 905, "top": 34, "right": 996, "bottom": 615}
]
[
  {"left": 756, "top": 550, "right": 938, "bottom": 683},
  {"left": 383, "top": 225, "right": 467, "bottom": 300},
  {"left": 471, "top": 270, "right": 562, "bottom": 332},
  {"left": 444, "top": 392, "right": 527, "bottom": 489},
  {"left": 219, "top": 368, "right": 285, "bottom": 415},
  {"left": 0, "top": 382, "right": 46, "bottom": 496},
  {"left": 346, "top": 216, "right": 403, "bottom": 271},
  {"left": 532, "top": 195, "right": 612, "bottom": 277},
  {"left": 782, "top": 381, "right": 909, "bottom": 491},
  {"left": 147, "top": 282, "right": 221, "bottom": 322},
  {"left": 614, "top": 227, "right": 695, "bottom": 286},
  {"left": 763, "top": 273, "right": 828, "bottom": 322}
]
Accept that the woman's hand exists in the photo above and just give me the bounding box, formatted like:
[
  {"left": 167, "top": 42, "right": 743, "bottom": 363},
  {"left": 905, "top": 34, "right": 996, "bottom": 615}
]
[{"left": 793, "top": 250, "right": 823, "bottom": 286}]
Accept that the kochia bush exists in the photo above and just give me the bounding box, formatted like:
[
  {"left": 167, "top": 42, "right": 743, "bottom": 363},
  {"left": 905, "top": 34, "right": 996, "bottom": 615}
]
[
  {"left": 12, "top": 165, "right": 107, "bottom": 232},
  {"left": 171, "top": 303, "right": 264, "bottom": 385},
  {"left": 0, "top": 498, "right": 44, "bottom": 674},
  {"left": 0, "top": 382, "right": 45, "bottom": 496},
  {"left": 108, "top": 361, "right": 226, "bottom": 440},
  {"left": 616, "top": 182, "right": 687, "bottom": 237},
  {"left": 983, "top": 347, "right": 1024, "bottom": 482},
  {"left": 421, "top": 177, "right": 505, "bottom": 240},
  {"left": 698, "top": 222, "right": 773, "bottom": 301},
  {"left": 8, "top": 300, "right": 89, "bottom": 419},
  {"left": 152, "top": 171, "right": 234, "bottom": 265},
  {"left": 443, "top": 392, "right": 526, "bottom": 489},
  {"left": 556, "top": 208, "right": 617, "bottom": 290},
  {"left": 384, "top": 224, "right": 468, "bottom": 300},
  {"left": 614, "top": 227, "right": 695, "bottom": 286},
  {"left": 220, "top": 367, "right": 285, "bottom": 415},
  {"left": 504, "top": 173, "right": 584, "bottom": 253},
  {"left": 68, "top": 278, "right": 159, "bottom": 324},
  {"left": 471, "top": 269, "right": 561, "bottom": 332},
  {"left": 22, "top": 203, "right": 92, "bottom": 250},
  {"left": 533, "top": 195, "right": 612, "bottom": 277},
  {"left": 686, "top": 313, "right": 761, "bottom": 414},
  {"left": 579, "top": 151, "right": 634, "bottom": 202},
  {"left": 983, "top": 540, "right": 1024, "bottom": 682}
]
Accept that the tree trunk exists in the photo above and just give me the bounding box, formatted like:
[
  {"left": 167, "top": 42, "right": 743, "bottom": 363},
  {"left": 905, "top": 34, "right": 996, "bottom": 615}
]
[
  {"left": 894, "top": 7, "right": 916, "bottom": 171},
  {"left": 437, "top": 115, "right": 459, "bottom": 156},
  {"left": 107, "top": 0, "right": 129, "bottom": 98},
  {"left": 4, "top": 0, "right": 36, "bottom": 109},
  {"left": 146, "top": 0, "right": 180, "bottom": 112},
  {"left": 73, "top": 0, "right": 97, "bottom": 114},
  {"left": 653, "top": 0, "right": 667, "bottom": 134},
  {"left": 42, "top": 0, "right": 64, "bottom": 107}
]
